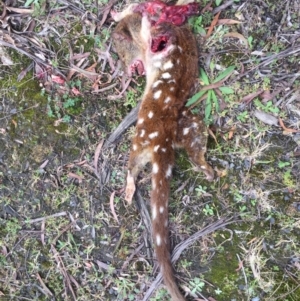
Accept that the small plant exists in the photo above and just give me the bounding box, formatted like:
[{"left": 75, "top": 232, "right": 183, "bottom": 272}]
[
  {"left": 254, "top": 99, "right": 279, "bottom": 114},
  {"left": 189, "top": 15, "right": 206, "bottom": 36},
  {"left": 189, "top": 277, "right": 205, "bottom": 294},
  {"left": 24, "top": 0, "right": 46, "bottom": 16},
  {"left": 203, "top": 204, "right": 214, "bottom": 216},
  {"left": 114, "top": 277, "right": 138, "bottom": 299},
  {"left": 47, "top": 91, "right": 82, "bottom": 122},
  {"left": 195, "top": 185, "right": 207, "bottom": 196},
  {"left": 283, "top": 170, "right": 295, "bottom": 189},
  {"left": 278, "top": 161, "right": 290, "bottom": 169},
  {"left": 124, "top": 90, "right": 138, "bottom": 108},
  {"left": 248, "top": 36, "right": 254, "bottom": 49},
  {"left": 186, "top": 66, "right": 235, "bottom": 124},
  {"left": 237, "top": 111, "right": 249, "bottom": 122}
]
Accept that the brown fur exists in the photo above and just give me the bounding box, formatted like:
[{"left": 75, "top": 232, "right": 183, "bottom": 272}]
[{"left": 112, "top": 7, "right": 213, "bottom": 301}]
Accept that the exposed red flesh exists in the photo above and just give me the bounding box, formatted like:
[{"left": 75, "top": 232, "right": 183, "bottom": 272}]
[
  {"left": 129, "top": 60, "right": 145, "bottom": 76},
  {"left": 151, "top": 35, "right": 168, "bottom": 52},
  {"left": 133, "top": 0, "right": 199, "bottom": 26}
]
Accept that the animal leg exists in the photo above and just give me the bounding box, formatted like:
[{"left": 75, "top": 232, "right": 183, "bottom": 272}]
[
  {"left": 125, "top": 146, "right": 152, "bottom": 204},
  {"left": 176, "top": 109, "right": 214, "bottom": 181}
]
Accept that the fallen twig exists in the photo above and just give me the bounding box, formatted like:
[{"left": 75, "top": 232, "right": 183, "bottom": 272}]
[{"left": 27, "top": 211, "right": 68, "bottom": 223}]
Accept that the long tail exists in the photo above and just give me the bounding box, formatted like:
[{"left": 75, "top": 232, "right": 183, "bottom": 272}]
[{"left": 151, "top": 151, "right": 186, "bottom": 301}]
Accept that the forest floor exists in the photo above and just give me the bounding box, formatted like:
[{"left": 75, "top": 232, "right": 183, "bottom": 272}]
[{"left": 0, "top": 0, "right": 300, "bottom": 300}]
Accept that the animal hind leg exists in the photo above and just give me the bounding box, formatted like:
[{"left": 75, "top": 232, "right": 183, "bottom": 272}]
[
  {"left": 126, "top": 146, "right": 152, "bottom": 204},
  {"left": 176, "top": 109, "right": 214, "bottom": 181}
]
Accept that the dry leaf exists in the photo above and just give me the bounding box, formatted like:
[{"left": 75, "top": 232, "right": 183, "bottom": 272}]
[
  {"left": 207, "top": 127, "right": 218, "bottom": 145},
  {"left": 68, "top": 172, "right": 84, "bottom": 183},
  {"left": 110, "top": 191, "right": 120, "bottom": 224},
  {"left": 94, "top": 139, "right": 104, "bottom": 174},
  {"left": 206, "top": 11, "right": 221, "bottom": 38},
  {"left": 253, "top": 110, "right": 278, "bottom": 126},
  {"left": 224, "top": 32, "right": 249, "bottom": 48},
  {"left": 52, "top": 75, "right": 65, "bottom": 85},
  {"left": 241, "top": 89, "right": 264, "bottom": 104},
  {"left": 228, "top": 125, "right": 236, "bottom": 139},
  {"left": 279, "top": 118, "right": 300, "bottom": 133},
  {"left": 217, "top": 19, "right": 242, "bottom": 25},
  {"left": 71, "top": 87, "right": 81, "bottom": 96},
  {"left": 235, "top": 260, "right": 244, "bottom": 272}
]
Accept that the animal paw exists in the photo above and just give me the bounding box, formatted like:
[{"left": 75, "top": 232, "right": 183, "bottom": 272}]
[
  {"left": 202, "top": 165, "right": 214, "bottom": 182},
  {"left": 125, "top": 171, "right": 136, "bottom": 204}
]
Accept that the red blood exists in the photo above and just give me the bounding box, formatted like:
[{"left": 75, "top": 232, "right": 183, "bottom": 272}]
[
  {"left": 133, "top": 1, "right": 199, "bottom": 26},
  {"left": 151, "top": 35, "right": 168, "bottom": 52}
]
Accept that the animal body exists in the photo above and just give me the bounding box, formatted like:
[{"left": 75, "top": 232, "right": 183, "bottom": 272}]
[{"left": 112, "top": 3, "right": 214, "bottom": 300}]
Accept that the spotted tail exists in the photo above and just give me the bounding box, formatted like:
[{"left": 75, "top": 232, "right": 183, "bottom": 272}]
[{"left": 151, "top": 149, "right": 186, "bottom": 301}]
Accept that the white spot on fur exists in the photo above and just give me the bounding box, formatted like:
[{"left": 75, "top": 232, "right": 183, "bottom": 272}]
[
  {"left": 159, "top": 206, "right": 164, "bottom": 213},
  {"left": 148, "top": 111, "right": 154, "bottom": 118},
  {"left": 166, "top": 165, "right": 172, "bottom": 178},
  {"left": 156, "top": 234, "right": 161, "bottom": 246},
  {"left": 152, "top": 80, "right": 163, "bottom": 88},
  {"left": 161, "top": 148, "right": 166, "bottom": 152},
  {"left": 153, "top": 90, "right": 162, "bottom": 99},
  {"left": 154, "top": 145, "right": 160, "bottom": 152},
  {"left": 161, "top": 72, "right": 171, "bottom": 79},
  {"left": 163, "top": 60, "right": 173, "bottom": 70},
  {"left": 178, "top": 46, "right": 183, "bottom": 53},
  {"left": 154, "top": 61, "right": 162, "bottom": 68},
  {"left": 133, "top": 144, "right": 137, "bottom": 151},
  {"left": 192, "top": 122, "right": 198, "bottom": 128},
  {"left": 138, "top": 118, "right": 144, "bottom": 124},
  {"left": 168, "top": 79, "right": 176, "bottom": 84},
  {"left": 177, "top": 58, "right": 180, "bottom": 64},
  {"left": 201, "top": 165, "right": 206, "bottom": 169},
  {"left": 152, "top": 205, "right": 157, "bottom": 220},
  {"left": 170, "top": 87, "right": 175, "bottom": 91},
  {"left": 140, "top": 129, "right": 145, "bottom": 137},
  {"left": 164, "top": 96, "right": 171, "bottom": 103},
  {"left": 149, "top": 131, "right": 159, "bottom": 139},
  {"left": 152, "top": 179, "right": 156, "bottom": 189},
  {"left": 183, "top": 128, "right": 190, "bottom": 135},
  {"left": 166, "top": 138, "right": 169, "bottom": 142},
  {"left": 153, "top": 163, "right": 159, "bottom": 174}
]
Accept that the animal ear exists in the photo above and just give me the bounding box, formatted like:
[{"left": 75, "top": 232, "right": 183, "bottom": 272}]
[
  {"left": 112, "top": 29, "right": 133, "bottom": 42},
  {"left": 112, "top": 32, "right": 126, "bottom": 41}
]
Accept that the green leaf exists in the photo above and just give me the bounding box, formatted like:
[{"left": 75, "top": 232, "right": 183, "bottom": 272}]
[
  {"left": 211, "top": 90, "right": 219, "bottom": 112},
  {"left": 213, "top": 65, "right": 235, "bottom": 83},
  {"left": 186, "top": 90, "right": 207, "bottom": 107},
  {"left": 219, "top": 86, "right": 234, "bottom": 94},
  {"left": 278, "top": 161, "right": 290, "bottom": 169},
  {"left": 25, "top": 0, "right": 35, "bottom": 6},
  {"left": 200, "top": 68, "right": 210, "bottom": 85},
  {"left": 215, "top": 0, "right": 223, "bottom": 6},
  {"left": 204, "top": 91, "right": 212, "bottom": 120}
]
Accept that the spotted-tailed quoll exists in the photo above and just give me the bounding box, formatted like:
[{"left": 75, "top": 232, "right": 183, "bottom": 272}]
[{"left": 112, "top": 3, "right": 214, "bottom": 300}]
